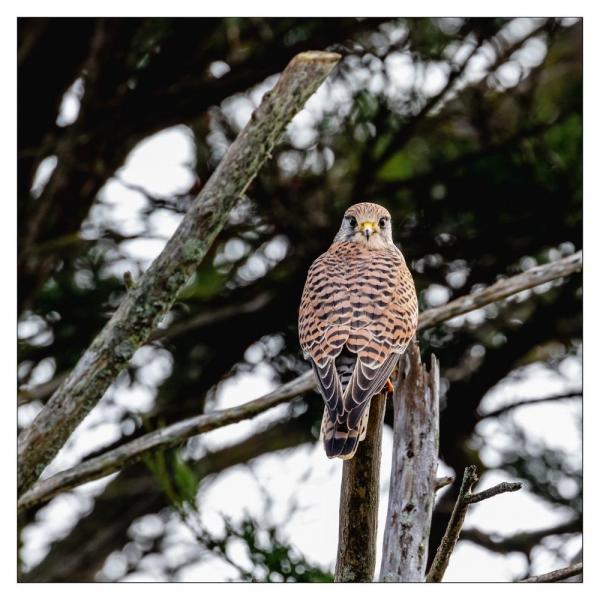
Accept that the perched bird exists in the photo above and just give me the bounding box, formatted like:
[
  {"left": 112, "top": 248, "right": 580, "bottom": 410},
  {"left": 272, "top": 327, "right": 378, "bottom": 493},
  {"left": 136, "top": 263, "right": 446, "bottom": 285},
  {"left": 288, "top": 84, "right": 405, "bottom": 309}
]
[{"left": 299, "top": 202, "right": 418, "bottom": 459}]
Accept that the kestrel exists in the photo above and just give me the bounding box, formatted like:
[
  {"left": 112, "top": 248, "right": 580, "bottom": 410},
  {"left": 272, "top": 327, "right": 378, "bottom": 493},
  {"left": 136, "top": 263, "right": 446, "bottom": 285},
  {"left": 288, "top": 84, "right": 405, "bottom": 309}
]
[{"left": 299, "top": 202, "right": 418, "bottom": 459}]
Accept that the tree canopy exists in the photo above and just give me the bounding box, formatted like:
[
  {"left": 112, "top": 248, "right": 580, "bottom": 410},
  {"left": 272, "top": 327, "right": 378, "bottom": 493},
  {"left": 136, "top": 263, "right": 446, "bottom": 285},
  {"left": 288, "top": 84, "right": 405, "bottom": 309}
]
[{"left": 18, "top": 17, "right": 582, "bottom": 582}]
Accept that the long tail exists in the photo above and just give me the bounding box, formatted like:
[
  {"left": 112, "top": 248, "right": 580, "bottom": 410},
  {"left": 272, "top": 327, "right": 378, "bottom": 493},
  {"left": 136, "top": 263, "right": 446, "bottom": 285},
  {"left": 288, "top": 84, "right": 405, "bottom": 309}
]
[{"left": 321, "top": 403, "right": 370, "bottom": 459}]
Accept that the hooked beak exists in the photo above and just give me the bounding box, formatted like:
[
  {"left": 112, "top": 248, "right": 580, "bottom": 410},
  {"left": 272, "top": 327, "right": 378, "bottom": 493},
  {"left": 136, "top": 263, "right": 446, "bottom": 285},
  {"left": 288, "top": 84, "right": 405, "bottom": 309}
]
[{"left": 358, "top": 220, "right": 377, "bottom": 240}]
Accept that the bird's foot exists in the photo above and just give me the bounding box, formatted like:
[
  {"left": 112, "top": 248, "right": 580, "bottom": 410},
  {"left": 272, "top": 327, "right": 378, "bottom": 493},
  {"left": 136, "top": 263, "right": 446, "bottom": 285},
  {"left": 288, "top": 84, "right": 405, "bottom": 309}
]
[{"left": 384, "top": 378, "right": 394, "bottom": 394}]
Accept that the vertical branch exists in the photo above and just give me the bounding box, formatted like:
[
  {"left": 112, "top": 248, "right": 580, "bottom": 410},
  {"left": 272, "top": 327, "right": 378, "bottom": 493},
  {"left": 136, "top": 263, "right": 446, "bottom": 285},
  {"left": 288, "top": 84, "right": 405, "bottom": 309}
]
[
  {"left": 426, "top": 465, "right": 478, "bottom": 582},
  {"left": 426, "top": 465, "right": 522, "bottom": 582},
  {"left": 379, "top": 341, "right": 440, "bottom": 582},
  {"left": 334, "top": 392, "right": 387, "bottom": 583}
]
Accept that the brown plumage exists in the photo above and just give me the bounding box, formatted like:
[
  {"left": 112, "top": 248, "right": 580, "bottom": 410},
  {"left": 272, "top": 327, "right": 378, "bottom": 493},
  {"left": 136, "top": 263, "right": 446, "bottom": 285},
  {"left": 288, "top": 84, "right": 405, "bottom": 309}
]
[{"left": 299, "top": 202, "right": 418, "bottom": 459}]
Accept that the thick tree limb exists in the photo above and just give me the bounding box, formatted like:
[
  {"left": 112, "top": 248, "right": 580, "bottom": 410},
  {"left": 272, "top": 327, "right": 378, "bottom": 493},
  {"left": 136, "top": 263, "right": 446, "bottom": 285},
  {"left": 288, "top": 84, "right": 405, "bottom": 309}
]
[
  {"left": 17, "top": 50, "right": 341, "bottom": 496},
  {"left": 334, "top": 393, "right": 387, "bottom": 582},
  {"left": 426, "top": 466, "right": 522, "bottom": 582},
  {"left": 18, "top": 250, "right": 582, "bottom": 510},
  {"left": 520, "top": 562, "right": 582, "bottom": 583},
  {"left": 380, "top": 343, "right": 440, "bottom": 582},
  {"left": 17, "top": 371, "right": 315, "bottom": 511}
]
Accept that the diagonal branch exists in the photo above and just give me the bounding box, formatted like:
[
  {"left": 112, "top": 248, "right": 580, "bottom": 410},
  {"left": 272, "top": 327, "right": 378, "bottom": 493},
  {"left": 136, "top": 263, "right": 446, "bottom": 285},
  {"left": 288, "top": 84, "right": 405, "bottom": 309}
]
[
  {"left": 18, "top": 250, "right": 582, "bottom": 511},
  {"left": 460, "top": 518, "right": 582, "bottom": 555},
  {"left": 435, "top": 476, "right": 455, "bottom": 491},
  {"left": 520, "top": 562, "right": 582, "bottom": 583},
  {"left": 478, "top": 391, "right": 581, "bottom": 421},
  {"left": 417, "top": 250, "right": 581, "bottom": 331},
  {"left": 465, "top": 482, "right": 522, "bottom": 504},
  {"left": 426, "top": 465, "right": 479, "bottom": 582},
  {"left": 17, "top": 371, "right": 315, "bottom": 512},
  {"left": 17, "top": 50, "right": 341, "bottom": 496},
  {"left": 426, "top": 466, "right": 522, "bottom": 582}
]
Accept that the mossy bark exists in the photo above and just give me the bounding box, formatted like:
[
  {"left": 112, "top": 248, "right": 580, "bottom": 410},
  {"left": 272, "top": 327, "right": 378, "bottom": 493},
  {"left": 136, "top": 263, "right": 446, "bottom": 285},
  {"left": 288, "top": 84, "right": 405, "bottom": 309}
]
[{"left": 17, "top": 51, "right": 341, "bottom": 496}]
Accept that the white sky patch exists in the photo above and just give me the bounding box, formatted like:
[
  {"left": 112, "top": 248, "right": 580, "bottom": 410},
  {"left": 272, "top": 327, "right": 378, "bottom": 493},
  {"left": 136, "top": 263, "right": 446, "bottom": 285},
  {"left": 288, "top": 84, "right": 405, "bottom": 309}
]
[
  {"left": 30, "top": 155, "right": 57, "bottom": 199},
  {"left": 56, "top": 77, "right": 84, "bottom": 127},
  {"left": 118, "top": 126, "right": 196, "bottom": 196},
  {"left": 96, "top": 179, "right": 148, "bottom": 236},
  {"left": 148, "top": 208, "right": 184, "bottom": 239}
]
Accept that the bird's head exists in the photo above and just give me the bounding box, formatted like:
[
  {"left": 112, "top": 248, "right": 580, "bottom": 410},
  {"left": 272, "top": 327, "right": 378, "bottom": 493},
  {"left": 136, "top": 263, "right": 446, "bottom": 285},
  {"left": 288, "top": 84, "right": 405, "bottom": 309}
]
[{"left": 335, "top": 202, "right": 393, "bottom": 249}]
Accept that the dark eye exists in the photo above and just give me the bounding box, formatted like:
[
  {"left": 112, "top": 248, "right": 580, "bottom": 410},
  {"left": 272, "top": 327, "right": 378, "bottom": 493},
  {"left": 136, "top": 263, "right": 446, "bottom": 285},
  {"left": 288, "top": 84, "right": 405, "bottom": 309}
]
[
  {"left": 379, "top": 217, "right": 387, "bottom": 228},
  {"left": 347, "top": 216, "right": 357, "bottom": 228}
]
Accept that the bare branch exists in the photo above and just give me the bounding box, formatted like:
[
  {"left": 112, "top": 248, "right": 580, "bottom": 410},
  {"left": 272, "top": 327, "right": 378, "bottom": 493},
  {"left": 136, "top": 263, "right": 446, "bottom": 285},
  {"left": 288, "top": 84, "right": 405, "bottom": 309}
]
[
  {"left": 17, "top": 51, "right": 341, "bottom": 496},
  {"left": 417, "top": 250, "right": 582, "bottom": 331},
  {"left": 478, "top": 392, "right": 581, "bottom": 421},
  {"left": 520, "top": 562, "right": 582, "bottom": 583},
  {"left": 466, "top": 482, "right": 522, "bottom": 504},
  {"left": 380, "top": 344, "right": 440, "bottom": 582},
  {"left": 427, "top": 466, "right": 523, "bottom": 582},
  {"left": 461, "top": 519, "right": 582, "bottom": 555},
  {"left": 17, "top": 250, "right": 581, "bottom": 508},
  {"left": 17, "top": 371, "right": 315, "bottom": 512},
  {"left": 335, "top": 393, "right": 387, "bottom": 582},
  {"left": 435, "top": 476, "right": 455, "bottom": 491},
  {"left": 155, "top": 248, "right": 580, "bottom": 354},
  {"left": 426, "top": 465, "right": 479, "bottom": 583}
]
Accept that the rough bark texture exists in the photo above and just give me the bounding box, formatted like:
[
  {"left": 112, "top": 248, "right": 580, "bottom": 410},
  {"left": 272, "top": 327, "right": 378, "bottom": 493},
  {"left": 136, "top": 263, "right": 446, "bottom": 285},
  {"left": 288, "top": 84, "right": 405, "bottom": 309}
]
[
  {"left": 17, "top": 51, "right": 341, "bottom": 496},
  {"left": 334, "top": 393, "right": 387, "bottom": 583},
  {"left": 380, "top": 342, "right": 439, "bottom": 582}
]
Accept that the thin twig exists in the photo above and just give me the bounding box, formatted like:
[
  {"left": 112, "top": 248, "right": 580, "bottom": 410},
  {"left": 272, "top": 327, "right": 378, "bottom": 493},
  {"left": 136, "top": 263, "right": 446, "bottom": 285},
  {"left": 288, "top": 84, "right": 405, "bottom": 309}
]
[
  {"left": 478, "top": 392, "right": 581, "bottom": 421},
  {"left": 461, "top": 519, "right": 582, "bottom": 555},
  {"left": 520, "top": 562, "right": 582, "bottom": 583},
  {"left": 426, "top": 467, "right": 523, "bottom": 582},
  {"left": 435, "top": 476, "right": 455, "bottom": 491},
  {"left": 465, "top": 482, "right": 522, "bottom": 504},
  {"left": 17, "top": 51, "right": 341, "bottom": 496},
  {"left": 426, "top": 465, "right": 479, "bottom": 583},
  {"left": 18, "top": 251, "right": 582, "bottom": 510}
]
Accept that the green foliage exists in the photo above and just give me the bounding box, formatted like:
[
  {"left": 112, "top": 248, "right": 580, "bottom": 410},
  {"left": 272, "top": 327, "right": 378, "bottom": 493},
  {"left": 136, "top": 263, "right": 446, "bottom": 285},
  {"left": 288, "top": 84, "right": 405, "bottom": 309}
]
[
  {"left": 191, "top": 514, "right": 333, "bottom": 582},
  {"left": 144, "top": 448, "right": 201, "bottom": 510}
]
